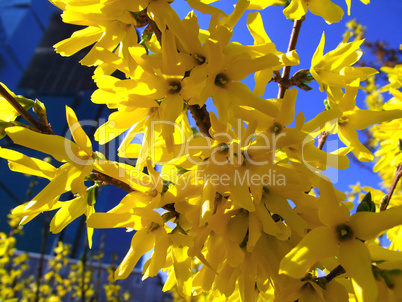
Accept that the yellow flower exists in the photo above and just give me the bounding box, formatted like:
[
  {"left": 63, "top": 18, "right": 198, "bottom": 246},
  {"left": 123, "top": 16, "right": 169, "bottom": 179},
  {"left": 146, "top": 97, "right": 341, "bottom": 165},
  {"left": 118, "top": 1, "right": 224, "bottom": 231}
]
[
  {"left": 328, "top": 84, "right": 402, "bottom": 162},
  {"left": 2, "top": 106, "right": 155, "bottom": 247},
  {"left": 5, "top": 106, "right": 94, "bottom": 198},
  {"left": 283, "top": 0, "right": 344, "bottom": 24},
  {"left": 51, "top": 0, "right": 140, "bottom": 67},
  {"left": 280, "top": 178, "right": 402, "bottom": 302},
  {"left": 49, "top": 190, "right": 95, "bottom": 248},
  {"left": 192, "top": 26, "right": 280, "bottom": 125},
  {"left": 87, "top": 158, "right": 170, "bottom": 280},
  {"left": 380, "top": 64, "right": 402, "bottom": 92},
  {"left": 311, "top": 32, "right": 377, "bottom": 94}
]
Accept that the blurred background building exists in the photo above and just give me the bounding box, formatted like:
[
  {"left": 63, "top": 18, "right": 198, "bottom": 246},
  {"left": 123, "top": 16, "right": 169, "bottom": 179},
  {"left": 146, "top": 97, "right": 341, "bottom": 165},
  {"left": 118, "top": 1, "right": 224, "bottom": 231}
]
[{"left": 0, "top": 1, "right": 170, "bottom": 300}]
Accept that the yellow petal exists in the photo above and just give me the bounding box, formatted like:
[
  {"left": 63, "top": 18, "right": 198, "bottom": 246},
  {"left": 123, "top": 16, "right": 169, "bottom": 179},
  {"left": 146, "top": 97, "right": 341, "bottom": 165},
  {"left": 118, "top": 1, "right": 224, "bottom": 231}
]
[
  {"left": 172, "top": 245, "right": 193, "bottom": 297},
  {"left": 50, "top": 196, "right": 87, "bottom": 233},
  {"left": 279, "top": 226, "right": 337, "bottom": 279},
  {"left": 226, "top": 53, "right": 279, "bottom": 82},
  {"left": 230, "top": 82, "right": 279, "bottom": 118},
  {"left": 115, "top": 228, "right": 155, "bottom": 280},
  {"left": 278, "top": 89, "right": 297, "bottom": 126},
  {"left": 147, "top": 227, "right": 169, "bottom": 277},
  {"left": 339, "top": 239, "right": 378, "bottom": 302},
  {"left": 230, "top": 182, "right": 255, "bottom": 212},
  {"left": 338, "top": 126, "right": 374, "bottom": 162},
  {"left": 283, "top": 0, "right": 307, "bottom": 21},
  {"left": 66, "top": 106, "right": 92, "bottom": 156},
  {"left": 86, "top": 205, "right": 95, "bottom": 249},
  {"left": 0, "top": 147, "right": 56, "bottom": 180},
  {"left": 23, "top": 162, "right": 82, "bottom": 213},
  {"left": 162, "top": 29, "right": 184, "bottom": 76},
  {"left": 247, "top": 12, "right": 271, "bottom": 45},
  {"left": 309, "top": 0, "right": 344, "bottom": 24},
  {"left": 54, "top": 26, "right": 102, "bottom": 57},
  {"left": 350, "top": 206, "right": 402, "bottom": 241},
  {"left": 348, "top": 109, "right": 402, "bottom": 131},
  {"left": 318, "top": 178, "right": 350, "bottom": 226},
  {"left": 265, "top": 194, "right": 307, "bottom": 237},
  {"left": 86, "top": 212, "right": 135, "bottom": 229},
  {"left": 187, "top": 0, "right": 227, "bottom": 17},
  {"left": 6, "top": 126, "right": 79, "bottom": 162}
]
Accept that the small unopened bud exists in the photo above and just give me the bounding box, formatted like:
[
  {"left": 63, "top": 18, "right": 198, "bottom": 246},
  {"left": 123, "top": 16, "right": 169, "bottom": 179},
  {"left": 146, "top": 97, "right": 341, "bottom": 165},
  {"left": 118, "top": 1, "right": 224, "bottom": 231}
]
[{"left": 33, "top": 99, "right": 47, "bottom": 116}]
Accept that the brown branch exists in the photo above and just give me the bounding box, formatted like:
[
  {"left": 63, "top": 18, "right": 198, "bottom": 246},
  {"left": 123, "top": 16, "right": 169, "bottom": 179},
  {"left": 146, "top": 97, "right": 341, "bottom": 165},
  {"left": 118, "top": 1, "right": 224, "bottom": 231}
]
[
  {"left": 91, "top": 171, "right": 135, "bottom": 193},
  {"left": 277, "top": 16, "right": 305, "bottom": 99},
  {"left": 188, "top": 104, "right": 212, "bottom": 137},
  {"left": 0, "top": 84, "right": 52, "bottom": 134},
  {"left": 324, "top": 265, "right": 346, "bottom": 283},
  {"left": 317, "top": 131, "right": 329, "bottom": 150},
  {"left": 380, "top": 163, "right": 402, "bottom": 211},
  {"left": 146, "top": 19, "right": 162, "bottom": 45},
  {"left": 91, "top": 171, "right": 180, "bottom": 219}
]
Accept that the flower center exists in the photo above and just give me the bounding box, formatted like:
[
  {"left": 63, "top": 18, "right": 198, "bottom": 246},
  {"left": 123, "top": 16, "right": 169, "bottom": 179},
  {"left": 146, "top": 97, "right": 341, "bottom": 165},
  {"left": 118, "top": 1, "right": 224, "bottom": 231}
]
[
  {"left": 335, "top": 224, "right": 354, "bottom": 241},
  {"left": 194, "top": 54, "right": 206, "bottom": 65},
  {"left": 216, "top": 142, "right": 229, "bottom": 154},
  {"left": 168, "top": 80, "right": 182, "bottom": 94},
  {"left": 270, "top": 122, "right": 283, "bottom": 134},
  {"left": 338, "top": 115, "right": 349, "bottom": 125},
  {"left": 214, "top": 73, "right": 229, "bottom": 88}
]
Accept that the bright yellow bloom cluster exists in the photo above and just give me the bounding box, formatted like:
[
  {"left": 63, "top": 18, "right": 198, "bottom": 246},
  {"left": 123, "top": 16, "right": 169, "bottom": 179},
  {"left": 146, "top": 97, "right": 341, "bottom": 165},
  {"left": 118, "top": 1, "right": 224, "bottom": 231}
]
[{"left": 1, "top": 0, "right": 402, "bottom": 302}]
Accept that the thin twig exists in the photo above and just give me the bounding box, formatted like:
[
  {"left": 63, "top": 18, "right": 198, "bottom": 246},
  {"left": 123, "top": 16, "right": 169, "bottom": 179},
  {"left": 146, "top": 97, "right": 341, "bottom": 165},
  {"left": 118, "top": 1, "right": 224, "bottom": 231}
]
[
  {"left": 34, "top": 212, "right": 50, "bottom": 302},
  {"left": 277, "top": 17, "right": 305, "bottom": 99},
  {"left": 380, "top": 163, "right": 402, "bottom": 211},
  {"left": 0, "top": 84, "right": 51, "bottom": 134},
  {"left": 92, "top": 171, "right": 135, "bottom": 193},
  {"left": 188, "top": 104, "right": 212, "bottom": 137},
  {"left": 317, "top": 131, "right": 329, "bottom": 150},
  {"left": 324, "top": 264, "right": 346, "bottom": 283}
]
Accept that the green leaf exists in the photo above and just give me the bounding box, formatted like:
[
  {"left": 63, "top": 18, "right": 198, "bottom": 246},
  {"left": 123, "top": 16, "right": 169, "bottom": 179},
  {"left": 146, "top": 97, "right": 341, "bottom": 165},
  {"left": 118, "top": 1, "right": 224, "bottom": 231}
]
[
  {"left": 86, "top": 185, "right": 97, "bottom": 206},
  {"left": 356, "top": 192, "right": 376, "bottom": 213}
]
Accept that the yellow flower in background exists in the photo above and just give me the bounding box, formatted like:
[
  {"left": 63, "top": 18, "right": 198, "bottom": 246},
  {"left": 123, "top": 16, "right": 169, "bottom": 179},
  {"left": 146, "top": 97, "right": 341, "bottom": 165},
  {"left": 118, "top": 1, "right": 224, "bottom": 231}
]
[
  {"left": 380, "top": 64, "right": 402, "bottom": 92},
  {"left": 326, "top": 83, "right": 402, "bottom": 162},
  {"left": 283, "top": 0, "right": 344, "bottom": 24},
  {"left": 369, "top": 88, "right": 402, "bottom": 224},
  {"left": 311, "top": 32, "right": 377, "bottom": 95}
]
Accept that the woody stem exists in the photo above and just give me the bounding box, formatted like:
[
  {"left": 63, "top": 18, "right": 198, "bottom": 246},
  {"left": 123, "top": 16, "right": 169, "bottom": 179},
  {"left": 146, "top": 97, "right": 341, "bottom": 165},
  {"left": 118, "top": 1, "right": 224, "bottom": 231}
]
[
  {"left": 0, "top": 84, "right": 50, "bottom": 134},
  {"left": 380, "top": 163, "right": 402, "bottom": 211},
  {"left": 189, "top": 104, "right": 212, "bottom": 137},
  {"left": 277, "top": 16, "right": 305, "bottom": 99}
]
